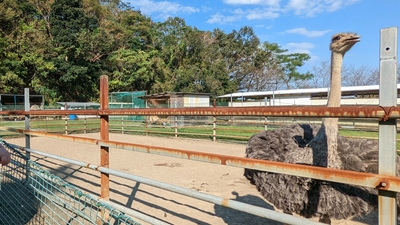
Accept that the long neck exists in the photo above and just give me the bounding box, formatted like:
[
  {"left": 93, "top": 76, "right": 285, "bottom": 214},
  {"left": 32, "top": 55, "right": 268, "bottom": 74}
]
[
  {"left": 327, "top": 51, "right": 343, "bottom": 107},
  {"left": 320, "top": 51, "right": 343, "bottom": 169}
]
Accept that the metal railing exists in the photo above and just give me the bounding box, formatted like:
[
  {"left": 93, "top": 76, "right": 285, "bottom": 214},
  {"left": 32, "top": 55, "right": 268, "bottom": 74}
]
[
  {"left": 0, "top": 113, "right": 395, "bottom": 143},
  {"left": 0, "top": 27, "right": 398, "bottom": 224},
  {"left": 0, "top": 141, "right": 143, "bottom": 225}
]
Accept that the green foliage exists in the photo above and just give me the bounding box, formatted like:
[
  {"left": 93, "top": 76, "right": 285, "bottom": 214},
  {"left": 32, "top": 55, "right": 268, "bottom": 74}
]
[
  {"left": 44, "top": 0, "right": 101, "bottom": 102},
  {"left": 109, "top": 49, "right": 155, "bottom": 91},
  {"left": 0, "top": 0, "right": 312, "bottom": 104},
  {"left": 261, "top": 42, "right": 313, "bottom": 90}
]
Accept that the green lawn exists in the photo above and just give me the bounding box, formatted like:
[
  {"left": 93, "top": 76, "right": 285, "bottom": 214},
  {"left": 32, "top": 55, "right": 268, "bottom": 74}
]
[
  {"left": 1, "top": 118, "right": 398, "bottom": 148},
  {"left": 339, "top": 129, "right": 379, "bottom": 139}
]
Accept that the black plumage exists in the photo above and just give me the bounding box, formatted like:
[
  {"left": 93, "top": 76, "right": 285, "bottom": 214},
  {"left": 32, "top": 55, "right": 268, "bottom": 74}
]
[{"left": 244, "top": 124, "right": 399, "bottom": 221}]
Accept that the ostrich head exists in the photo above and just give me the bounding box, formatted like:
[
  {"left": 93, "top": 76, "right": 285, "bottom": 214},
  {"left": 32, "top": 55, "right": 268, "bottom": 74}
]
[{"left": 329, "top": 33, "right": 360, "bottom": 54}]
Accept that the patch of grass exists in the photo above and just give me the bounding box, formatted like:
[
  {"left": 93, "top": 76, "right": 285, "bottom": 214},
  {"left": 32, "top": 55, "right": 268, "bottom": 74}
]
[
  {"left": 339, "top": 129, "right": 379, "bottom": 139},
  {"left": 3, "top": 119, "right": 400, "bottom": 149}
]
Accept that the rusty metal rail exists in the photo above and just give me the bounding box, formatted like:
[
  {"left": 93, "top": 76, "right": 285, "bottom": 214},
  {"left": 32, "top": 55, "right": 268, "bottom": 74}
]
[
  {"left": 4, "top": 127, "right": 400, "bottom": 193},
  {"left": 1, "top": 105, "right": 400, "bottom": 120}
]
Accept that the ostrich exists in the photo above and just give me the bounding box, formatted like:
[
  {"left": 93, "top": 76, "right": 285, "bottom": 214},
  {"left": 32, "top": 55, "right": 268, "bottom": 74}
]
[{"left": 244, "top": 33, "right": 399, "bottom": 223}]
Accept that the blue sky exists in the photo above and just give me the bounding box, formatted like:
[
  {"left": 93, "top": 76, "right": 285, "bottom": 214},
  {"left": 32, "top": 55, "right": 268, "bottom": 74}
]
[{"left": 125, "top": 0, "right": 399, "bottom": 73}]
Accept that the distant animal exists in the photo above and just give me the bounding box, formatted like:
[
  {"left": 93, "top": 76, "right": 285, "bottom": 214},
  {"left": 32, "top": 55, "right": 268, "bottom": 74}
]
[{"left": 244, "top": 33, "right": 400, "bottom": 223}]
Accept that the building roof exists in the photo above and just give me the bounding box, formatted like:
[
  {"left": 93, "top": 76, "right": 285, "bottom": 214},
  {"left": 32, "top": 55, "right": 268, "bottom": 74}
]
[
  {"left": 217, "top": 84, "right": 400, "bottom": 98},
  {"left": 56, "top": 102, "right": 100, "bottom": 107},
  {"left": 142, "top": 92, "right": 211, "bottom": 100}
]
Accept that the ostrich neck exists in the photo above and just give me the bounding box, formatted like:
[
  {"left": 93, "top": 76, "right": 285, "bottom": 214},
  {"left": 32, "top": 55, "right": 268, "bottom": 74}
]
[
  {"left": 327, "top": 52, "right": 343, "bottom": 108},
  {"left": 318, "top": 51, "right": 343, "bottom": 169}
]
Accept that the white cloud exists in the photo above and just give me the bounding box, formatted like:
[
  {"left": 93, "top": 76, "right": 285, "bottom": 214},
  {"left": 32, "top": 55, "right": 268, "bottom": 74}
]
[
  {"left": 285, "top": 42, "right": 314, "bottom": 54},
  {"left": 215, "top": 0, "right": 360, "bottom": 23},
  {"left": 130, "top": 0, "right": 199, "bottom": 19},
  {"left": 207, "top": 13, "right": 239, "bottom": 24},
  {"left": 285, "top": 28, "right": 331, "bottom": 37},
  {"left": 285, "top": 0, "right": 322, "bottom": 16},
  {"left": 207, "top": 6, "right": 280, "bottom": 24},
  {"left": 326, "top": 1, "right": 343, "bottom": 12},
  {"left": 285, "top": 0, "right": 361, "bottom": 17},
  {"left": 222, "top": 0, "right": 361, "bottom": 17},
  {"left": 201, "top": 6, "right": 212, "bottom": 13},
  {"left": 232, "top": 8, "right": 245, "bottom": 15},
  {"left": 130, "top": 0, "right": 361, "bottom": 25},
  {"left": 223, "top": 0, "right": 280, "bottom": 6},
  {"left": 246, "top": 8, "right": 280, "bottom": 20},
  {"left": 206, "top": 8, "right": 246, "bottom": 24}
]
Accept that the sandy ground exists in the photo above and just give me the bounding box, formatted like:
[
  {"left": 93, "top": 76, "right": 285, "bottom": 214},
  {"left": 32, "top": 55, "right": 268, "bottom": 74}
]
[{"left": 6, "top": 133, "right": 378, "bottom": 225}]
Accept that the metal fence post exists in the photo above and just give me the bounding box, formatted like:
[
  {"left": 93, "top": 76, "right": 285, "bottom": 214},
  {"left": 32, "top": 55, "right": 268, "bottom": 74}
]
[
  {"left": 24, "top": 88, "right": 30, "bottom": 182},
  {"left": 378, "top": 27, "right": 398, "bottom": 225},
  {"left": 100, "top": 75, "right": 110, "bottom": 201}
]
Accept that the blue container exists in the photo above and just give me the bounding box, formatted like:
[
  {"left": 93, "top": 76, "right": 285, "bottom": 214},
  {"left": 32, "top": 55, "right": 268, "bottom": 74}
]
[{"left": 69, "top": 114, "right": 78, "bottom": 120}]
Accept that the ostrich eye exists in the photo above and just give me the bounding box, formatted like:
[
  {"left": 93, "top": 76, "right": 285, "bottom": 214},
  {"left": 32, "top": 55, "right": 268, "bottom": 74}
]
[{"left": 333, "top": 36, "right": 341, "bottom": 42}]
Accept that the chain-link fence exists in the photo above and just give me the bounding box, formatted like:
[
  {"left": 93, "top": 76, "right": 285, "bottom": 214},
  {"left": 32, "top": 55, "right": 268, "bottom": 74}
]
[{"left": 0, "top": 141, "right": 141, "bottom": 225}]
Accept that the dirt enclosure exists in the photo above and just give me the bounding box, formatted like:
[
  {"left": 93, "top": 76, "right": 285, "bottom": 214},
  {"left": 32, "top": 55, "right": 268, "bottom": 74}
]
[{"left": 7, "top": 133, "right": 378, "bottom": 225}]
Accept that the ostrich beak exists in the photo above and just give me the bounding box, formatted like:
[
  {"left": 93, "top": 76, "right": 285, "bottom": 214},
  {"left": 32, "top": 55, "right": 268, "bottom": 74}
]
[{"left": 347, "top": 35, "right": 361, "bottom": 43}]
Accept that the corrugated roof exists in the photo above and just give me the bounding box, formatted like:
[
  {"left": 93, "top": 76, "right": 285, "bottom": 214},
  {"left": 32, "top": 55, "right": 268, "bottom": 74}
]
[
  {"left": 56, "top": 102, "right": 100, "bottom": 107},
  {"left": 142, "top": 92, "right": 211, "bottom": 99},
  {"left": 217, "top": 84, "right": 400, "bottom": 98}
]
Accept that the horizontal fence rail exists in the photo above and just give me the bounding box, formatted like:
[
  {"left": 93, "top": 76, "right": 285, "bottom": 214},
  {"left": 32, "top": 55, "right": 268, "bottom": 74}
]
[
  {"left": 7, "top": 142, "right": 325, "bottom": 225},
  {"left": 1, "top": 105, "right": 400, "bottom": 119},
  {"left": 0, "top": 115, "right": 389, "bottom": 143},
  {"left": 4, "top": 127, "right": 400, "bottom": 193}
]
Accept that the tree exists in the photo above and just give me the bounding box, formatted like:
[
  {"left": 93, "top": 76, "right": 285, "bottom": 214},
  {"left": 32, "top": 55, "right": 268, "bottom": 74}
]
[
  {"left": 0, "top": 0, "right": 21, "bottom": 34},
  {"left": 342, "top": 65, "right": 378, "bottom": 86},
  {"left": 106, "top": 8, "right": 162, "bottom": 92},
  {"left": 220, "top": 26, "right": 261, "bottom": 90},
  {"left": 234, "top": 41, "right": 312, "bottom": 91},
  {"left": 109, "top": 49, "right": 157, "bottom": 92},
  {"left": 43, "top": 0, "right": 101, "bottom": 101},
  {"left": 0, "top": 1, "right": 315, "bottom": 103},
  {"left": 155, "top": 18, "right": 235, "bottom": 96},
  {"left": 260, "top": 42, "right": 312, "bottom": 90},
  {"left": 27, "top": 0, "right": 54, "bottom": 38},
  {"left": 0, "top": 0, "right": 55, "bottom": 95},
  {"left": 397, "top": 65, "right": 400, "bottom": 83},
  {"left": 307, "top": 61, "right": 379, "bottom": 88},
  {"left": 306, "top": 61, "right": 331, "bottom": 88}
]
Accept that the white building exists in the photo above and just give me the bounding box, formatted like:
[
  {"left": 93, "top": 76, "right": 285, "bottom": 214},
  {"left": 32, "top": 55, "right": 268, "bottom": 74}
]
[{"left": 217, "top": 84, "right": 400, "bottom": 107}]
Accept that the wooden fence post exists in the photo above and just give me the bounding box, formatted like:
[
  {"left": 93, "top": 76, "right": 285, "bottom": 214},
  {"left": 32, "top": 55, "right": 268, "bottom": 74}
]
[
  {"left": 64, "top": 117, "right": 68, "bottom": 135},
  {"left": 121, "top": 116, "right": 124, "bottom": 134},
  {"left": 264, "top": 117, "right": 268, "bottom": 131},
  {"left": 145, "top": 119, "right": 149, "bottom": 136},
  {"left": 175, "top": 116, "right": 178, "bottom": 137},
  {"left": 83, "top": 118, "right": 87, "bottom": 134},
  {"left": 213, "top": 116, "right": 216, "bottom": 142}
]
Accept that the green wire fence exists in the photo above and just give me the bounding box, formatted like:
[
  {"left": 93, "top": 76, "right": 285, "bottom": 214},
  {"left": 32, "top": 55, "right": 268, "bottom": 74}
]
[{"left": 0, "top": 141, "right": 141, "bottom": 225}]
